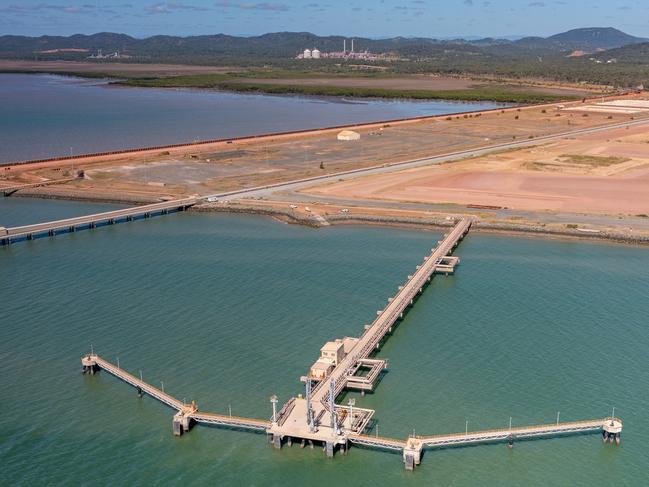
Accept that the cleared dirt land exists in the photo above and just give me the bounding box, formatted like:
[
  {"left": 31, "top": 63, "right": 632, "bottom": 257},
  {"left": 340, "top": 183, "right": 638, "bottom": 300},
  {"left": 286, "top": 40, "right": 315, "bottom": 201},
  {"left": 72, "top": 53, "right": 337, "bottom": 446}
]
[
  {"left": 302, "top": 123, "right": 649, "bottom": 215},
  {"left": 0, "top": 60, "right": 241, "bottom": 76}
]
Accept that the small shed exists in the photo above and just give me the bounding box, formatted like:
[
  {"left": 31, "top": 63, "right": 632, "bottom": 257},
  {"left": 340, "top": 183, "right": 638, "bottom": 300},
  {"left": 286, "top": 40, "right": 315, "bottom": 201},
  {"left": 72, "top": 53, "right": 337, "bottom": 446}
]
[
  {"left": 337, "top": 130, "right": 360, "bottom": 141},
  {"left": 310, "top": 360, "right": 334, "bottom": 379}
]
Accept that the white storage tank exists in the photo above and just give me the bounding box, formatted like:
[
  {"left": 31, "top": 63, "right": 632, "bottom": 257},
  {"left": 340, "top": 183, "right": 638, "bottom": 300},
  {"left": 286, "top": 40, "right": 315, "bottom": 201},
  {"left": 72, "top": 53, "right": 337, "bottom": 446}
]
[
  {"left": 337, "top": 130, "right": 361, "bottom": 141},
  {"left": 303, "top": 49, "right": 312, "bottom": 59},
  {"left": 312, "top": 48, "right": 321, "bottom": 59}
]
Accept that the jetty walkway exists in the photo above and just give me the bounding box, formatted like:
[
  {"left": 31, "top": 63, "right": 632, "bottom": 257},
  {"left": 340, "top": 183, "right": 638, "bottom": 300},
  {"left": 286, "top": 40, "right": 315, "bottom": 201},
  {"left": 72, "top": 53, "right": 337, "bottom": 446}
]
[
  {"left": 82, "top": 353, "right": 270, "bottom": 435},
  {"left": 349, "top": 416, "right": 622, "bottom": 470},
  {"left": 81, "top": 218, "right": 623, "bottom": 469},
  {"left": 1, "top": 197, "right": 196, "bottom": 245}
]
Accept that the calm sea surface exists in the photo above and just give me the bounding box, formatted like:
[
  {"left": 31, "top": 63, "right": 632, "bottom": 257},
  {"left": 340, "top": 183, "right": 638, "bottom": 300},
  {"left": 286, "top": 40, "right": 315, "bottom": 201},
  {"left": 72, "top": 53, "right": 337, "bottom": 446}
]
[
  {"left": 0, "top": 74, "right": 507, "bottom": 163},
  {"left": 1, "top": 198, "right": 648, "bottom": 486}
]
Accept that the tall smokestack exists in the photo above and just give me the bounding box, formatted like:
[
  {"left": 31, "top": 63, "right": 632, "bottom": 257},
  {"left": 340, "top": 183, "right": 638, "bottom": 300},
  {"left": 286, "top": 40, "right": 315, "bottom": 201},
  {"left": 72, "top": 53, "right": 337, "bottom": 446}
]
[
  {"left": 351, "top": 38, "right": 354, "bottom": 53},
  {"left": 343, "top": 39, "right": 346, "bottom": 53}
]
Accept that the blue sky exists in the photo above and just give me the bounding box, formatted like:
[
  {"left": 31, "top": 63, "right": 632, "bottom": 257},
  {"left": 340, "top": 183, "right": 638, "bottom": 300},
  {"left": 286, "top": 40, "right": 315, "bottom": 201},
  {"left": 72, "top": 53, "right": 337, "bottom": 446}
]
[{"left": 1, "top": 0, "right": 648, "bottom": 38}]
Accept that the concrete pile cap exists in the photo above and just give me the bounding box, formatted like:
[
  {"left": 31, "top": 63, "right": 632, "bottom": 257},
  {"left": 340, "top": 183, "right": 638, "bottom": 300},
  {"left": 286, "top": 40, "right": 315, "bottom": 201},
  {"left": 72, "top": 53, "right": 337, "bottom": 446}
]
[
  {"left": 81, "top": 355, "right": 97, "bottom": 366},
  {"left": 603, "top": 419, "right": 623, "bottom": 434},
  {"left": 406, "top": 438, "right": 422, "bottom": 449}
]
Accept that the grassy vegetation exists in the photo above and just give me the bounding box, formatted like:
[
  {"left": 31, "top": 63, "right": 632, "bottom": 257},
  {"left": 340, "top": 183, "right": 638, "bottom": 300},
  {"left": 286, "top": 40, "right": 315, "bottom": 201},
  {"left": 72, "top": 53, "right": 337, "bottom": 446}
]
[
  {"left": 525, "top": 155, "right": 631, "bottom": 171},
  {"left": 117, "top": 74, "right": 574, "bottom": 103},
  {"left": 560, "top": 154, "right": 630, "bottom": 166},
  {"left": 118, "top": 74, "right": 233, "bottom": 86}
]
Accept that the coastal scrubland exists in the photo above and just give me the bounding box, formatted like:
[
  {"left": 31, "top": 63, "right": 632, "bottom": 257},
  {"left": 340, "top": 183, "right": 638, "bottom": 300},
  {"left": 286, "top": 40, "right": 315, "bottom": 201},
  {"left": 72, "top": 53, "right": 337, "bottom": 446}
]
[{"left": 0, "top": 60, "right": 595, "bottom": 104}]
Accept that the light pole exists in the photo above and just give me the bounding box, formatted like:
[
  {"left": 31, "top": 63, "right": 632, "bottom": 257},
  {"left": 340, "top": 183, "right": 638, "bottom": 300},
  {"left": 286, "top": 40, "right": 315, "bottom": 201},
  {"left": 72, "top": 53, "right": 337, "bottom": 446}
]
[
  {"left": 347, "top": 398, "right": 355, "bottom": 431},
  {"left": 465, "top": 420, "right": 468, "bottom": 436},
  {"left": 270, "top": 395, "right": 278, "bottom": 423}
]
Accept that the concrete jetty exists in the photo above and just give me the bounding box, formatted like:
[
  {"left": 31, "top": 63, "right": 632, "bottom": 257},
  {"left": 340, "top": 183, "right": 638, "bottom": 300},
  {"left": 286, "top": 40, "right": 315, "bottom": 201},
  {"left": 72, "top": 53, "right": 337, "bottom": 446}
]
[
  {"left": 81, "top": 218, "right": 623, "bottom": 469},
  {"left": 265, "top": 218, "right": 473, "bottom": 456},
  {"left": 1, "top": 197, "right": 196, "bottom": 245}
]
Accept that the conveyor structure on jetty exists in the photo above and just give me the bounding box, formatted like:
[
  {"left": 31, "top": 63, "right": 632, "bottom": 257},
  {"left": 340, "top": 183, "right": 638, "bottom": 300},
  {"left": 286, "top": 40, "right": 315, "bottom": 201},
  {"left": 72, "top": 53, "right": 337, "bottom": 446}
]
[
  {"left": 1, "top": 197, "right": 197, "bottom": 245},
  {"left": 81, "top": 218, "right": 624, "bottom": 470}
]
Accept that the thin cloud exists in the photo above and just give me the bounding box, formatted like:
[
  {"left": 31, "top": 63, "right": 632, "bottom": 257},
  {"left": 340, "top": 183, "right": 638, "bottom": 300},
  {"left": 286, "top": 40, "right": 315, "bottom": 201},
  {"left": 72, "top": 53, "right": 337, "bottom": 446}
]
[
  {"left": 2, "top": 3, "right": 133, "bottom": 15},
  {"left": 145, "top": 2, "right": 210, "bottom": 14},
  {"left": 215, "top": 1, "right": 289, "bottom": 11}
]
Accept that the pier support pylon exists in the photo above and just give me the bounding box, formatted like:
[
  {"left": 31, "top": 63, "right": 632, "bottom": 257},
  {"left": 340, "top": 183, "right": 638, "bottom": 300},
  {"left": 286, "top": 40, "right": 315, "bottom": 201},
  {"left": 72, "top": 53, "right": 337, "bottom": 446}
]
[
  {"left": 172, "top": 409, "right": 195, "bottom": 436},
  {"left": 403, "top": 439, "right": 423, "bottom": 471},
  {"left": 325, "top": 441, "right": 335, "bottom": 458},
  {"left": 272, "top": 434, "right": 282, "bottom": 449}
]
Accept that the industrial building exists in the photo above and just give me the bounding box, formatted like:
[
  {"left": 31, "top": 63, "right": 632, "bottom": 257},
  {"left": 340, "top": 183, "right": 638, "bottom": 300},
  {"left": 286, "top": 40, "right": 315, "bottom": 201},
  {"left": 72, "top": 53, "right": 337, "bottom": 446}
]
[{"left": 309, "top": 337, "right": 358, "bottom": 380}]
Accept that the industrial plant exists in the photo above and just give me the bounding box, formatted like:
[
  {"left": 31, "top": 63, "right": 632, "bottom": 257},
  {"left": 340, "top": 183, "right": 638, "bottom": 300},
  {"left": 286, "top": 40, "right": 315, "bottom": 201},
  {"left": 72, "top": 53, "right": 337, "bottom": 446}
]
[{"left": 297, "top": 39, "right": 379, "bottom": 60}]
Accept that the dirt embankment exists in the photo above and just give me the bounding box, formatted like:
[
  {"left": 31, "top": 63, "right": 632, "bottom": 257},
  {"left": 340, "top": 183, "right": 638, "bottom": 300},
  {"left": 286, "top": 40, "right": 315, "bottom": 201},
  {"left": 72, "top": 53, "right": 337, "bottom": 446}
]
[{"left": 0, "top": 60, "right": 242, "bottom": 77}]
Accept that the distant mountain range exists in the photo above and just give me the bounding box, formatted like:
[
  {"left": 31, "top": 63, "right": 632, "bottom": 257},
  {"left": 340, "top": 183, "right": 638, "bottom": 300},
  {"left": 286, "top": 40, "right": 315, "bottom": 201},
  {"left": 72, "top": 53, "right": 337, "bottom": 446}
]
[
  {"left": 514, "top": 27, "right": 647, "bottom": 52},
  {"left": 0, "top": 27, "right": 647, "bottom": 62}
]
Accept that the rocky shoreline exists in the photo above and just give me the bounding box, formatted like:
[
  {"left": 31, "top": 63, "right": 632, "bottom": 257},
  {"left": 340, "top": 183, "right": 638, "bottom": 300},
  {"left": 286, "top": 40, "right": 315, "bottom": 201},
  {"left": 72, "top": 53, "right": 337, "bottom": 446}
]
[{"left": 192, "top": 202, "right": 649, "bottom": 246}]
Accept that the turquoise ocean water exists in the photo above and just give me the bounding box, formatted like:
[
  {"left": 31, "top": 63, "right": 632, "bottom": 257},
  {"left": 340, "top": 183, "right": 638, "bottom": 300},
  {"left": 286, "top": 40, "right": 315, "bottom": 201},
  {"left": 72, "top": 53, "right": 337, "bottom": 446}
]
[{"left": 1, "top": 199, "right": 648, "bottom": 486}]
